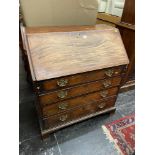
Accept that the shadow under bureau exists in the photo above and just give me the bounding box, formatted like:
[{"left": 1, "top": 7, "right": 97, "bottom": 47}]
[{"left": 22, "top": 24, "right": 129, "bottom": 139}]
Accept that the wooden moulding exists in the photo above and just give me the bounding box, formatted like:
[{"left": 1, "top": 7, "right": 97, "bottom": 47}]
[
  {"left": 25, "top": 24, "right": 114, "bottom": 34},
  {"left": 116, "top": 22, "right": 135, "bottom": 31},
  {"left": 96, "top": 19, "right": 115, "bottom": 27},
  {"left": 97, "top": 13, "right": 121, "bottom": 25}
]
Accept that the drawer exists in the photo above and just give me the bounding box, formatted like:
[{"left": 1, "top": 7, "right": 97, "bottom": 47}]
[
  {"left": 36, "top": 66, "right": 124, "bottom": 92},
  {"left": 39, "top": 77, "right": 121, "bottom": 106},
  {"left": 41, "top": 87, "right": 118, "bottom": 117},
  {"left": 43, "top": 96, "right": 116, "bottom": 129}
]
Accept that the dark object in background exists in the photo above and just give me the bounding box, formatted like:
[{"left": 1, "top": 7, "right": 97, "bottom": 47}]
[{"left": 116, "top": 0, "right": 135, "bottom": 92}]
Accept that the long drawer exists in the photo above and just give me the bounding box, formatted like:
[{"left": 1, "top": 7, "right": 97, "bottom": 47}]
[
  {"left": 41, "top": 87, "right": 118, "bottom": 117},
  {"left": 36, "top": 66, "right": 124, "bottom": 92},
  {"left": 38, "top": 77, "right": 121, "bottom": 106},
  {"left": 43, "top": 96, "right": 116, "bottom": 129}
]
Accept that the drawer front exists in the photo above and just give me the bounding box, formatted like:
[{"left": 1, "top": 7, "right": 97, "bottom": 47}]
[
  {"left": 37, "top": 66, "right": 123, "bottom": 92},
  {"left": 43, "top": 96, "right": 116, "bottom": 129},
  {"left": 41, "top": 87, "right": 118, "bottom": 117},
  {"left": 39, "top": 77, "right": 121, "bottom": 106}
]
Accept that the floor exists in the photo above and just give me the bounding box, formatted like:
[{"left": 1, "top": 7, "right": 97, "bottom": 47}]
[{"left": 19, "top": 51, "right": 135, "bottom": 155}]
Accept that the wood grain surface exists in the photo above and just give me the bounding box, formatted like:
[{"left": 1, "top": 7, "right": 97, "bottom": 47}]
[
  {"left": 39, "top": 87, "right": 118, "bottom": 107},
  {"left": 26, "top": 24, "right": 114, "bottom": 34},
  {"left": 37, "top": 66, "right": 123, "bottom": 92},
  {"left": 43, "top": 96, "right": 116, "bottom": 129},
  {"left": 26, "top": 24, "right": 129, "bottom": 81},
  {"left": 42, "top": 93, "right": 117, "bottom": 117},
  {"left": 39, "top": 77, "right": 121, "bottom": 105},
  {"left": 116, "top": 0, "right": 135, "bottom": 90}
]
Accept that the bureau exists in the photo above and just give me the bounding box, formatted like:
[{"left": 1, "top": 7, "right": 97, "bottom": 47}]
[{"left": 22, "top": 24, "right": 129, "bottom": 139}]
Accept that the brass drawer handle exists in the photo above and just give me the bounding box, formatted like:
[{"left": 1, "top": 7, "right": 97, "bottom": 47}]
[
  {"left": 105, "top": 69, "right": 114, "bottom": 77},
  {"left": 57, "top": 90, "right": 68, "bottom": 99},
  {"left": 58, "top": 102, "right": 68, "bottom": 110},
  {"left": 98, "top": 103, "right": 106, "bottom": 109},
  {"left": 102, "top": 80, "right": 111, "bottom": 88},
  {"left": 57, "top": 78, "right": 68, "bottom": 87},
  {"left": 100, "top": 91, "right": 108, "bottom": 98},
  {"left": 59, "top": 114, "right": 68, "bottom": 122}
]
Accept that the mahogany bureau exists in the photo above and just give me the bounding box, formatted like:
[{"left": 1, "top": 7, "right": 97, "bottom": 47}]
[{"left": 23, "top": 24, "right": 129, "bottom": 139}]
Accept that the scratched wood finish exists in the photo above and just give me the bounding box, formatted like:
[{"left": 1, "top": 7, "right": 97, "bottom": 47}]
[
  {"left": 26, "top": 25, "right": 129, "bottom": 81},
  {"left": 39, "top": 77, "right": 121, "bottom": 106},
  {"left": 43, "top": 96, "right": 116, "bottom": 129},
  {"left": 37, "top": 66, "right": 123, "bottom": 92}
]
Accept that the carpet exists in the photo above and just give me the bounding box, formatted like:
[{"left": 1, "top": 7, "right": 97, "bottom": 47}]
[{"left": 102, "top": 114, "right": 135, "bottom": 155}]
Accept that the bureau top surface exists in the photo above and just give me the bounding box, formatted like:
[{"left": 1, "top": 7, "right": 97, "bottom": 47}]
[{"left": 25, "top": 24, "right": 129, "bottom": 81}]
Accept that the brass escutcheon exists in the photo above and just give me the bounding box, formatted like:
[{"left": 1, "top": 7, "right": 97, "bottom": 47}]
[
  {"left": 102, "top": 80, "right": 111, "bottom": 88},
  {"left": 57, "top": 90, "right": 68, "bottom": 99},
  {"left": 100, "top": 91, "right": 108, "bottom": 98},
  {"left": 105, "top": 69, "right": 114, "bottom": 77},
  {"left": 115, "top": 71, "right": 119, "bottom": 74},
  {"left": 57, "top": 78, "right": 68, "bottom": 87},
  {"left": 58, "top": 102, "right": 68, "bottom": 110},
  {"left": 59, "top": 115, "right": 68, "bottom": 122},
  {"left": 98, "top": 103, "right": 106, "bottom": 109}
]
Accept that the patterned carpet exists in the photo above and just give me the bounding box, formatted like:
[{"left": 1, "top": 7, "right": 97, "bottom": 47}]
[{"left": 102, "top": 114, "right": 135, "bottom": 155}]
